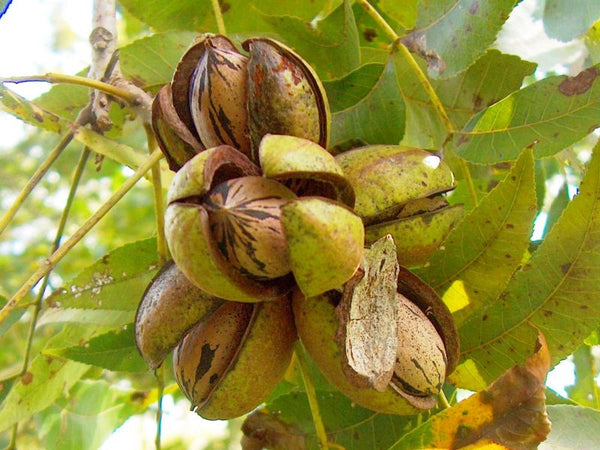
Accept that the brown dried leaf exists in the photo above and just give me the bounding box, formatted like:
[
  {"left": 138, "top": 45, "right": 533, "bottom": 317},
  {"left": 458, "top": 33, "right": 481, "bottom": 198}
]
[{"left": 394, "top": 334, "right": 552, "bottom": 449}]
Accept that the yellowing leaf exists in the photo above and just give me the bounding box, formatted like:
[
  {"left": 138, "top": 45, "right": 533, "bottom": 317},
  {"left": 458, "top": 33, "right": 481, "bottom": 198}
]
[
  {"left": 457, "top": 143, "right": 600, "bottom": 388},
  {"left": 416, "top": 149, "right": 536, "bottom": 326},
  {"left": 392, "top": 335, "right": 551, "bottom": 449}
]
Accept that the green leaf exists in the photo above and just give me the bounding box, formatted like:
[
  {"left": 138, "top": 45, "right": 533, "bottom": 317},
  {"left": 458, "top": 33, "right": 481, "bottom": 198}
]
[
  {"left": 268, "top": 389, "right": 418, "bottom": 448},
  {"left": 416, "top": 149, "right": 537, "bottom": 327},
  {"left": 46, "top": 238, "right": 159, "bottom": 313},
  {"left": 323, "top": 63, "right": 384, "bottom": 112},
  {"left": 453, "top": 65, "right": 600, "bottom": 164},
  {"left": 36, "top": 75, "right": 89, "bottom": 121},
  {"left": 565, "top": 344, "right": 600, "bottom": 408},
  {"left": 0, "top": 296, "right": 25, "bottom": 338},
  {"left": 544, "top": 0, "right": 600, "bottom": 42},
  {"left": 0, "top": 84, "right": 66, "bottom": 134},
  {"left": 0, "top": 357, "right": 89, "bottom": 433},
  {"left": 72, "top": 127, "right": 147, "bottom": 170},
  {"left": 263, "top": 0, "right": 360, "bottom": 80},
  {"left": 40, "top": 379, "right": 146, "bottom": 450},
  {"left": 408, "top": 0, "right": 518, "bottom": 78},
  {"left": 118, "top": 0, "right": 336, "bottom": 34},
  {"left": 455, "top": 145, "right": 600, "bottom": 390},
  {"left": 396, "top": 49, "right": 536, "bottom": 149},
  {"left": 119, "top": 31, "right": 197, "bottom": 89},
  {"left": 45, "top": 325, "right": 147, "bottom": 373},
  {"left": 541, "top": 405, "right": 600, "bottom": 449},
  {"left": 544, "top": 182, "right": 570, "bottom": 237},
  {"left": 378, "top": 0, "right": 418, "bottom": 29},
  {"left": 330, "top": 57, "right": 405, "bottom": 147}
]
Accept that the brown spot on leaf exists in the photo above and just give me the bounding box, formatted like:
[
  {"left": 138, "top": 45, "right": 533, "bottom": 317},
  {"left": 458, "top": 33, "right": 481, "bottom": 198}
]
[
  {"left": 560, "top": 262, "right": 572, "bottom": 274},
  {"left": 401, "top": 32, "right": 446, "bottom": 74},
  {"left": 363, "top": 28, "right": 377, "bottom": 42},
  {"left": 558, "top": 68, "right": 599, "bottom": 96},
  {"left": 469, "top": 1, "right": 479, "bottom": 14},
  {"left": 219, "top": 0, "right": 230, "bottom": 13},
  {"left": 21, "top": 372, "right": 33, "bottom": 385},
  {"left": 506, "top": 223, "right": 514, "bottom": 229},
  {"left": 456, "top": 134, "right": 470, "bottom": 146}
]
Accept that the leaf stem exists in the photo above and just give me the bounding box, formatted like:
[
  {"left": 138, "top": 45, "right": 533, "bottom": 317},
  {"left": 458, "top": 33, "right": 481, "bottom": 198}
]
[
  {"left": 0, "top": 132, "right": 74, "bottom": 236},
  {"left": 438, "top": 390, "right": 451, "bottom": 409},
  {"left": 459, "top": 158, "right": 479, "bottom": 206},
  {"left": 295, "top": 343, "right": 329, "bottom": 450},
  {"left": 144, "top": 125, "right": 167, "bottom": 265},
  {"left": 355, "top": 0, "right": 398, "bottom": 42},
  {"left": 356, "top": 0, "right": 479, "bottom": 205},
  {"left": 7, "top": 147, "right": 90, "bottom": 449},
  {"left": 155, "top": 365, "right": 165, "bottom": 450},
  {"left": 1, "top": 73, "right": 138, "bottom": 104},
  {"left": 0, "top": 149, "right": 164, "bottom": 326},
  {"left": 211, "top": 0, "right": 227, "bottom": 35}
]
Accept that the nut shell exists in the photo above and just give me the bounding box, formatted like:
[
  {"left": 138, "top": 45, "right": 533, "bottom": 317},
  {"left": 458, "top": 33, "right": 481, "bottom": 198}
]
[
  {"left": 336, "top": 146, "right": 455, "bottom": 225},
  {"left": 281, "top": 197, "right": 364, "bottom": 297},
  {"left": 189, "top": 35, "right": 251, "bottom": 156},
  {"left": 243, "top": 38, "right": 330, "bottom": 159},
  {"left": 135, "top": 261, "right": 222, "bottom": 369},
  {"left": 293, "top": 290, "right": 419, "bottom": 415},
  {"left": 174, "top": 297, "right": 297, "bottom": 420},
  {"left": 390, "top": 292, "right": 446, "bottom": 409}
]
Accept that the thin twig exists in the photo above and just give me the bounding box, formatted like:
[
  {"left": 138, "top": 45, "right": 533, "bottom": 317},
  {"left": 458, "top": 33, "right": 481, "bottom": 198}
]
[
  {"left": 0, "top": 150, "right": 164, "bottom": 326},
  {"left": 154, "top": 365, "right": 165, "bottom": 450},
  {"left": 295, "top": 343, "right": 329, "bottom": 450},
  {"left": 1, "top": 74, "right": 138, "bottom": 104},
  {"left": 356, "top": 0, "right": 479, "bottom": 206},
  {"left": 90, "top": 0, "right": 118, "bottom": 132},
  {"left": 6, "top": 148, "right": 90, "bottom": 449},
  {"left": 144, "top": 125, "right": 167, "bottom": 264},
  {"left": 0, "top": 133, "right": 73, "bottom": 236},
  {"left": 211, "top": 0, "right": 227, "bottom": 35},
  {"left": 438, "top": 390, "right": 451, "bottom": 409}
]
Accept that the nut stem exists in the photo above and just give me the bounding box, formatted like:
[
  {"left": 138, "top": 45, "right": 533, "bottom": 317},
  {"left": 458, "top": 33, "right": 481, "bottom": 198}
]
[{"left": 295, "top": 343, "right": 330, "bottom": 450}]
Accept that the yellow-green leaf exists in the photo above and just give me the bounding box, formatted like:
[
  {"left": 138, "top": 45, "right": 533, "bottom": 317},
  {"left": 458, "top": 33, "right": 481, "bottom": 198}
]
[
  {"left": 456, "top": 144, "right": 600, "bottom": 389},
  {"left": 416, "top": 149, "right": 536, "bottom": 326}
]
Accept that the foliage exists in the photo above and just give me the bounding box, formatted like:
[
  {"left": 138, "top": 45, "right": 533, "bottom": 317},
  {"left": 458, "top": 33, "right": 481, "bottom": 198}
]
[{"left": 1, "top": 0, "right": 600, "bottom": 448}]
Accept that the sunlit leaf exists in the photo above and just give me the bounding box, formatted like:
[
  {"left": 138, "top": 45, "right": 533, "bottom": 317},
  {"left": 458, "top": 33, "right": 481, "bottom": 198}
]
[
  {"left": 45, "top": 238, "right": 159, "bottom": 314},
  {"left": 406, "top": 0, "right": 518, "bottom": 78},
  {"left": 416, "top": 149, "right": 536, "bottom": 326},
  {"left": 544, "top": 0, "right": 600, "bottom": 42},
  {"left": 456, "top": 145, "right": 600, "bottom": 389},
  {"left": 395, "top": 49, "right": 536, "bottom": 149},
  {"left": 0, "top": 84, "right": 66, "bottom": 134},
  {"left": 263, "top": 0, "right": 360, "bottom": 80},
  {"left": 40, "top": 379, "right": 146, "bottom": 450},
  {"left": 119, "top": 31, "right": 196, "bottom": 90},
  {"left": 378, "top": 0, "right": 418, "bottom": 30},
  {"left": 453, "top": 65, "right": 600, "bottom": 164},
  {"left": 0, "top": 325, "right": 95, "bottom": 432},
  {"left": 330, "top": 57, "right": 405, "bottom": 147},
  {"left": 118, "top": 0, "right": 336, "bottom": 34},
  {"left": 391, "top": 335, "right": 551, "bottom": 449},
  {"left": 45, "top": 325, "right": 147, "bottom": 373}
]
